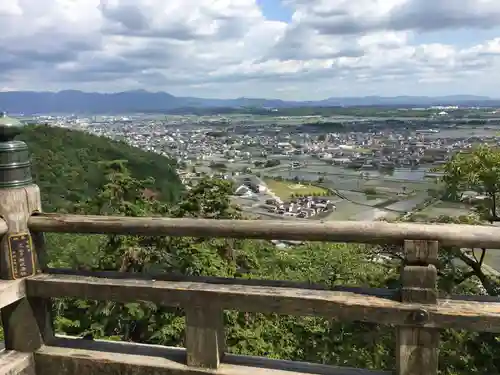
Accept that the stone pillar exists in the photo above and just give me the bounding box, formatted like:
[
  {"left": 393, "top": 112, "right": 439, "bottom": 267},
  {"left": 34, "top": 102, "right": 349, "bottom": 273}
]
[{"left": 0, "top": 112, "right": 52, "bottom": 351}]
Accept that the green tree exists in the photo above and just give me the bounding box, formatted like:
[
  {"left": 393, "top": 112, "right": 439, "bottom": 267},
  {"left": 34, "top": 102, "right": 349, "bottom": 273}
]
[
  {"left": 436, "top": 145, "right": 500, "bottom": 221},
  {"left": 364, "top": 187, "right": 377, "bottom": 196},
  {"left": 17, "top": 125, "right": 182, "bottom": 212},
  {"left": 53, "top": 162, "right": 243, "bottom": 343},
  {"left": 171, "top": 177, "right": 241, "bottom": 219},
  {"left": 377, "top": 214, "right": 500, "bottom": 296}
]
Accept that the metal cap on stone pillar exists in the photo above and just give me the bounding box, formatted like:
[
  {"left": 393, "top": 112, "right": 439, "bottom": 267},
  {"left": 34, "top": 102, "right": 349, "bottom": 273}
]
[{"left": 0, "top": 111, "right": 32, "bottom": 188}]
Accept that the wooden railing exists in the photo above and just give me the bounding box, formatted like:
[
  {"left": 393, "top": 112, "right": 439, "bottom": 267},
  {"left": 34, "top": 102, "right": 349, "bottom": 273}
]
[{"left": 1, "top": 197, "right": 500, "bottom": 375}]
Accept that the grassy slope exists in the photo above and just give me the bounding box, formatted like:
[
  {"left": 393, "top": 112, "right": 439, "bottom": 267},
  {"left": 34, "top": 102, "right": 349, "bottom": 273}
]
[{"left": 18, "top": 125, "right": 182, "bottom": 212}]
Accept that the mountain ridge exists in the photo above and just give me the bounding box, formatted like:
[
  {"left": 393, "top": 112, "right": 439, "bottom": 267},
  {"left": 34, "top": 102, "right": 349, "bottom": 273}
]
[{"left": 0, "top": 90, "right": 498, "bottom": 114}]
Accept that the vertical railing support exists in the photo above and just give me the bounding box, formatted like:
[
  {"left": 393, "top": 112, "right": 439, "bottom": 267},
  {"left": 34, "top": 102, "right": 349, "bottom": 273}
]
[
  {"left": 0, "top": 112, "right": 53, "bottom": 351},
  {"left": 396, "top": 240, "right": 439, "bottom": 375},
  {"left": 185, "top": 304, "right": 225, "bottom": 369}
]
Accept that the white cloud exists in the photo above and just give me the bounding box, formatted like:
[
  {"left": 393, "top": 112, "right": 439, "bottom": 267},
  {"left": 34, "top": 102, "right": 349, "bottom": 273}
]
[
  {"left": 285, "top": 0, "right": 500, "bottom": 34},
  {"left": 0, "top": 0, "right": 499, "bottom": 99}
]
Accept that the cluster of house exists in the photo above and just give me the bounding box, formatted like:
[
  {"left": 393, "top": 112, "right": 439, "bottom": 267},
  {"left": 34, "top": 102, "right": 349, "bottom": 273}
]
[
  {"left": 234, "top": 176, "right": 266, "bottom": 197},
  {"left": 316, "top": 136, "right": 452, "bottom": 170},
  {"left": 263, "top": 196, "right": 336, "bottom": 219},
  {"left": 232, "top": 175, "right": 337, "bottom": 219}
]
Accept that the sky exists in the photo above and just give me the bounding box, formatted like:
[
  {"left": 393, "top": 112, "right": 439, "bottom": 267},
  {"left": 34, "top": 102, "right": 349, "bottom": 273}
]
[{"left": 0, "top": 0, "right": 500, "bottom": 100}]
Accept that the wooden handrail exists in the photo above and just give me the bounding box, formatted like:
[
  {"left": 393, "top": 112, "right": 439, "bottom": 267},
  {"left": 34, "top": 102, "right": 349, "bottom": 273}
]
[
  {"left": 0, "top": 279, "right": 26, "bottom": 309},
  {"left": 25, "top": 272, "right": 500, "bottom": 333},
  {"left": 28, "top": 213, "right": 500, "bottom": 248},
  {"left": 35, "top": 337, "right": 392, "bottom": 375},
  {"left": 0, "top": 221, "right": 495, "bottom": 375},
  {"left": 0, "top": 351, "right": 34, "bottom": 375},
  {"left": 2, "top": 213, "right": 499, "bottom": 375}
]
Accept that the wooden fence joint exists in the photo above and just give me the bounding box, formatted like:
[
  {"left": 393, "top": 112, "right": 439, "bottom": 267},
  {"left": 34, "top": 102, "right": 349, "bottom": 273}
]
[
  {"left": 185, "top": 303, "right": 225, "bottom": 369},
  {"left": 397, "top": 240, "right": 439, "bottom": 375}
]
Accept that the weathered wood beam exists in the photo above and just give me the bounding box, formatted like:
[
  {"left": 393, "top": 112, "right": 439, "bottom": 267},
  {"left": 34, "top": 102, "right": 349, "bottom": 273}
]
[
  {"left": 185, "top": 304, "right": 225, "bottom": 369},
  {"left": 28, "top": 213, "right": 500, "bottom": 248},
  {"left": 46, "top": 267, "right": 398, "bottom": 298},
  {"left": 35, "top": 338, "right": 391, "bottom": 375},
  {"left": 26, "top": 273, "right": 500, "bottom": 332},
  {"left": 43, "top": 267, "right": 500, "bottom": 302},
  {"left": 0, "top": 280, "right": 26, "bottom": 309},
  {"left": 0, "top": 351, "right": 35, "bottom": 375},
  {"left": 396, "top": 240, "right": 439, "bottom": 375}
]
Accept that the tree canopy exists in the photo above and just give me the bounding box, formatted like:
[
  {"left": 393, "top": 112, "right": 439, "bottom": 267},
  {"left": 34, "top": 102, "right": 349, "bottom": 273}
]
[
  {"left": 18, "top": 125, "right": 183, "bottom": 211},
  {"left": 437, "top": 145, "right": 500, "bottom": 220}
]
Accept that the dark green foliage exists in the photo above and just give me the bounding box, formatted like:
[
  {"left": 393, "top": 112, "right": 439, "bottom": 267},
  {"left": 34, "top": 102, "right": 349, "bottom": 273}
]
[
  {"left": 264, "top": 159, "right": 280, "bottom": 168},
  {"left": 363, "top": 187, "right": 377, "bottom": 196},
  {"left": 17, "top": 125, "right": 182, "bottom": 212},
  {"left": 435, "top": 145, "right": 500, "bottom": 221}
]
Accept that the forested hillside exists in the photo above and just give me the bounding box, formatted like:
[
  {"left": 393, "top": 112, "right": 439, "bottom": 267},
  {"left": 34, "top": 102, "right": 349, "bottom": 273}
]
[
  {"left": 17, "top": 125, "right": 182, "bottom": 211},
  {"left": 4, "top": 128, "right": 500, "bottom": 375}
]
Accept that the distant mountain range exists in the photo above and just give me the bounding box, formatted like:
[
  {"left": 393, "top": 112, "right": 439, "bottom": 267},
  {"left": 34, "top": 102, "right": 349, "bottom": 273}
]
[{"left": 0, "top": 90, "right": 498, "bottom": 114}]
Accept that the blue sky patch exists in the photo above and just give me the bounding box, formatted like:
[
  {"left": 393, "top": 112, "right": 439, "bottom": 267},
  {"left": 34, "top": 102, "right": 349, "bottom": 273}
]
[{"left": 257, "top": 0, "right": 293, "bottom": 22}]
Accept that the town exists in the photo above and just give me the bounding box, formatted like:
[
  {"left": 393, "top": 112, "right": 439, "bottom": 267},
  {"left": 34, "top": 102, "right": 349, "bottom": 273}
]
[{"left": 27, "top": 110, "right": 500, "bottom": 223}]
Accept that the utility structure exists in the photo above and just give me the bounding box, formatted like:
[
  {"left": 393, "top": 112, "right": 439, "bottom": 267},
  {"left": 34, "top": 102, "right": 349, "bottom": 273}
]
[{"left": 0, "top": 115, "right": 499, "bottom": 375}]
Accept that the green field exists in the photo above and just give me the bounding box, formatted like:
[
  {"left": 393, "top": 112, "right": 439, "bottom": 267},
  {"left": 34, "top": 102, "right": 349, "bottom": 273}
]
[
  {"left": 418, "top": 201, "right": 473, "bottom": 218},
  {"left": 264, "top": 179, "right": 328, "bottom": 200}
]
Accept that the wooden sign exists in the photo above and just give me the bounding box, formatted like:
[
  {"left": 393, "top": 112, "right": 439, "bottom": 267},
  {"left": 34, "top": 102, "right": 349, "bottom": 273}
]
[{"left": 8, "top": 232, "right": 35, "bottom": 279}]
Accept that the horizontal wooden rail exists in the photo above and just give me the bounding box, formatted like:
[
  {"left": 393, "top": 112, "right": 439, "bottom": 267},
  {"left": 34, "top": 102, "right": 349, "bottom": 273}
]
[
  {"left": 43, "top": 267, "right": 500, "bottom": 303},
  {"left": 46, "top": 267, "right": 397, "bottom": 298},
  {"left": 0, "top": 280, "right": 26, "bottom": 309},
  {"left": 26, "top": 273, "right": 500, "bottom": 332},
  {"left": 35, "top": 337, "right": 390, "bottom": 375},
  {"left": 0, "top": 351, "right": 34, "bottom": 375},
  {"left": 28, "top": 213, "right": 500, "bottom": 247}
]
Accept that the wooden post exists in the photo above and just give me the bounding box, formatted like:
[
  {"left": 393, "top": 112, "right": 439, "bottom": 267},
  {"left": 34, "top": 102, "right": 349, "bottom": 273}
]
[
  {"left": 396, "top": 240, "right": 439, "bottom": 375},
  {"left": 0, "top": 113, "right": 53, "bottom": 351},
  {"left": 185, "top": 304, "right": 225, "bottom": 369}
]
